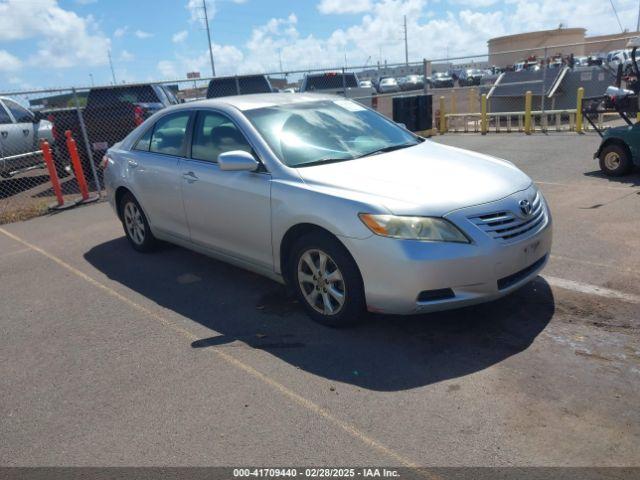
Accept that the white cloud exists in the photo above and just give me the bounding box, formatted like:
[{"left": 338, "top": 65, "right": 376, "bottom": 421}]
[
  {"left": 75, "top": 0, "right": 97, "bottom": 4},
  {"left": 172, "top": 30, "right": 189, "bottom": 43},
  {"left": 113, "top": 26, "right": 128, "bottom": 38},
  {"left": 0, "top": 50, "right": 22, "bottom": 72},
  {"left": 0, "top": 0, "right": 111, "bottom": 69},
  {"left": 163, "top": 0, "right": 639, "bottom": 81},
  {"left": 134, "top": 29, "right": 153, "bottom": 39},
  {"left": 317, "top": 0, "right": 372, "bottom": 14},
  {"left": 119, "top": 49, "right": 134, "bottom": 61}
]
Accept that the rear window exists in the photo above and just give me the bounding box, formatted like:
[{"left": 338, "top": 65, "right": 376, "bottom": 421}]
[
  {"left": 88, "top": 86, "right": 160, "bottom": 107},
  {"left": 304, "top": 74, "right": 358, "bottom": 90},
  {"left": 206, "top": 75, "right": 272, "bottom": 98}
]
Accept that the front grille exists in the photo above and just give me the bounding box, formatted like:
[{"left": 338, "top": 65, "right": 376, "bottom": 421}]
[
  {"left": 469, "top": 191, "right": 546, "bottom": 242},
  {"left": 497, "top": 255, "right": 547, "bottom": 290}
]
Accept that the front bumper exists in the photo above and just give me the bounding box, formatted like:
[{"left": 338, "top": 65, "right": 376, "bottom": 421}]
[{"left": 341, "top": 189, "right": 553, "bottom": 315}]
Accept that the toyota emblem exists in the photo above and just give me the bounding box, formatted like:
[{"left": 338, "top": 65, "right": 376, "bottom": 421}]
[{"left": 519, "top": 199, "right": 533, "bottom": 216}]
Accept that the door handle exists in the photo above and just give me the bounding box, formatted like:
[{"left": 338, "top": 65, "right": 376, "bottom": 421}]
[
  {"left": 128, "top": 159, "right": 138, "bottom": 168},
  {"left": 0, "top": 131, "right": 7, "bottom": 139},
  {"left": 23, "top": 129, "right": 30, "bottom": 136},
  {"left": 183, "top": 171, "right": 198, "bottom": 183}
]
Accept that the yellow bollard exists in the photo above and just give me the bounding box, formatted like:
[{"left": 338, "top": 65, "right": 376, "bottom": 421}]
[
  {"left": 481, "top": 93, "right": 487, "bottom": 135},
  {"left": 524, "top": 90, "right": 532, "bottom": 135},
  {"left": 576, "top": 87, "right": 584, "bottom": 134},
  {"left": 439, "top": 96, "right": 447, "bottom": 134}
]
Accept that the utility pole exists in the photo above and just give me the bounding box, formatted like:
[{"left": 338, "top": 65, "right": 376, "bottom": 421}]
[
  {"left": 278, "top": 48, "right": 283, "bottom": 73},
  {"left": 403, "top": 15, "right": 409, "bottom": 66},
  {"left": 107, "top": 50, "right": 116, "bottom": 84},
  {"left": 637, "top": 0, "right": 640, "bottom": 32},
  {"left": 203, "top": 0, "right": 216, "bottom": 77}
]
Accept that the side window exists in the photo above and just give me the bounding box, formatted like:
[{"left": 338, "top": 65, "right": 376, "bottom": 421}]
[
  {"left": 133, "top": 126, "right": 153, "bottom": 152},
  {"left": 0, "top": 103, "right": 12, "bottom": 125},
  {"left": 3, "top": 99, "right": 33, "bottom": 123},
  {"left": 191, "top": 111, "right": 252, "bottom": 163},
  {"left": 149, "top": 112, "right": 191, "bottom": 156}
]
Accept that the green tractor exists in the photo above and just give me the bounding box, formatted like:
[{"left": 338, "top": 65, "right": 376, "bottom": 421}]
[{"left": 585, "top": 37, "right": 640, "bottom": 177}]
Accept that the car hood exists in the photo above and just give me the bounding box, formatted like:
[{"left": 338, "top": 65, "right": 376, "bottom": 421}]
[{"left": 296, "top": 141, "right": 532, "bottom": 216}]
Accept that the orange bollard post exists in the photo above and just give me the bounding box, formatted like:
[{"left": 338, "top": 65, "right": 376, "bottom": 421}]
[
  {"left": 65, "top": 130, "right": 99, "bottom": 204},
  {"left": 40, "top": 140, "right": 77, "bottom": 210}
]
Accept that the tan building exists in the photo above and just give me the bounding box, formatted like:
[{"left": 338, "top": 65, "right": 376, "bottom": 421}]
[
  {"left": 488, "top": 28, "right": 586, "bottom": 67},
  {"left": 585, "top": 32, "right": 640, "bottom": 55}
]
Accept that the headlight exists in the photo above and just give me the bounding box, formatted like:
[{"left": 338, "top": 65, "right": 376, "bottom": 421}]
[{"left": 359, "top": 214, "right": 469, "bottom": 243}]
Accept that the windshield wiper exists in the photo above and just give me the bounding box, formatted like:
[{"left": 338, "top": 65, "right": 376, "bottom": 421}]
[
  {"left": 357, "top": 142, "right": 419, "bottom": 158},
  {"left": 297, "top": 157, "right": 353, "bottom": 168}
]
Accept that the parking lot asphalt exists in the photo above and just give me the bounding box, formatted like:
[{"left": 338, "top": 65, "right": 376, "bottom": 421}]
[{"left": 1, "top": 132, "right": 638, "bottom": 467}]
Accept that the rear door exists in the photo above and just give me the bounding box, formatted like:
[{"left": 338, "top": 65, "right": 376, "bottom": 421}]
[
  {"left": 2, "top": 98, "right": 36, "bottom": 154},
  {"left": 126, "top": 110, "right": 193, "bottom": 240},
  {"left": 0, "top": 100, "right": 27, "bottom": 160}
]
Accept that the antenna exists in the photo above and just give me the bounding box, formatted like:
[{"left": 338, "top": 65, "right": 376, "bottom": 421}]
[{"left": 202, "top": 0, "right": 216, "bottom": 77}]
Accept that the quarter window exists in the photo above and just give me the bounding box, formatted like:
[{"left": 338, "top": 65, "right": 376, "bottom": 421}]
[
  {"left": 133, "top": 126, "right": 153, "bottom": 152},
  {"left": 149, "top": 112, "right": 190, "bottom": 156},
  {"left": 191, "top": 111, "right": 252, "bottom": 163}
]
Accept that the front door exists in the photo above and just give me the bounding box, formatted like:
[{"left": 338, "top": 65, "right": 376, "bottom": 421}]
[{"left": 180, "top": 110, "right": 272, "bottom": 270}]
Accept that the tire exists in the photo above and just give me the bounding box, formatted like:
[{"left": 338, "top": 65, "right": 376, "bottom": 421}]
[
  {"left": 52, "top": 148, "right": 70, "bottom": 179},
  {"left": 288, "top": 232, "right": 366, "bottom": 327},
  {"left": 119, "top": 192, "right": 157, "bottom": 253},
  {"left": 599, "top": 144, "right": 632, "bottom": 177}
]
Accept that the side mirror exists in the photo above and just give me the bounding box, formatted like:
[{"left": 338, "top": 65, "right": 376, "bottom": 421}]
[{"left": 218, "top": 150, "right": 259, "bottom": 172}]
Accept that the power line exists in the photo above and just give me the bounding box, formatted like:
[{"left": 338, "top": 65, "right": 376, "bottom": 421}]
[
  {"left": 203, "top": 0, "right": 216, "bottom": 77},
  {"left": 107, "top": 49, "right": 117, "bottom": 84},
  {"left": 609, "top": 0, "right": 624, "bottom": 33}
]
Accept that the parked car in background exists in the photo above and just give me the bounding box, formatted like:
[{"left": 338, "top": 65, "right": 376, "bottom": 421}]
[
  {"left": 458, "top": 69, "right": 484, "bottom": 86},
  {"left": 431, "top": 72, "right": 454, "bottom": 88},
  {"left": 0, "top": 97, "right": 59, "bottom": 178},
  {"left": 574, "top": 56, "right": 590, "bottom": 67},
  {"left": 398, "top": 75, "right": 424, "bottom": 91},
  {"left": 104, "top": 93, "right": 552, "bottom": 326},
  {"left": 607, "top": 49, "right": 630, "bottom": 71},
  {"left": 376, "top": 77, "right": 401, "bottom": 94},
  {"left": 358, "top": 80, "right": 373, "bottom": 88},
  {"left": 206, "top": 74, "right": 273, "bottom": 98},
  {"left": 300, "top": 72, "right": 375, "bottom": 106},
  {"left": 44, "top": 84, "right": 178, "bottom": 178}
]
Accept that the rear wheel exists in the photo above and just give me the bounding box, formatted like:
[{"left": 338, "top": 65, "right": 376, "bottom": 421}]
[
  {"left": 289, "top": 232, "right": 365, "bottom": 327},
  {"left": 599, "top": 144, "right": 632, "bottom": 177},
  {"left": 119, "top": 192, "right": 156, "bottom": 252}
]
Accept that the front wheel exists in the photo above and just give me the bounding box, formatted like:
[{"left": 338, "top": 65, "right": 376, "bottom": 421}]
[
  {"left": 119, "top": 193, "right": 156, "bottom": 252},
  {"left": 599, "top": 144, "right": 632, "bottom": 177},
  {"left": 289, "top": 232, "right": 365, "bottom": 327}
]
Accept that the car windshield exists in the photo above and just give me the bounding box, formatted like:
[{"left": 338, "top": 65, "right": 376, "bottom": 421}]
[{"left": 245, "top": 100, "right": 421, "bottom": 168}]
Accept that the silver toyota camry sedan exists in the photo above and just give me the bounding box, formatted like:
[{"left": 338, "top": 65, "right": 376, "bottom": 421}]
[{"left": 103, "top": 93, "right": 552, "bottom": 326}]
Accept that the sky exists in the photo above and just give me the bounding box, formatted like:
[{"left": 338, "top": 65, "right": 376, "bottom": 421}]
[{"left": 0, "top": 0, "right": 638, "bottom": 91}]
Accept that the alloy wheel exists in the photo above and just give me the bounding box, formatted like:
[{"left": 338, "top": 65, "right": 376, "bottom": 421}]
[
  {"left": 297, "top": 249, "right": 346, "bottom": 315},
  {"left": 123, "top": 201, "right": 145, "bottom": 246}
]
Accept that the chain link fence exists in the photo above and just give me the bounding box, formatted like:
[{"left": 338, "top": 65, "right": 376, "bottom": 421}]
[{"left": 1, "top": 36, "right": 637, "bottom": 224}]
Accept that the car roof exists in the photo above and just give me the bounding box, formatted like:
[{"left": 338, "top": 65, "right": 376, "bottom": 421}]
[{"left": 180, "top": 92, "right": 342, "bottom": 112}]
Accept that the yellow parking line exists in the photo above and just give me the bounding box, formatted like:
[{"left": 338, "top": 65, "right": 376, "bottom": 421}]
[{"left": 0, "top": 226, "right": 434, "bottom": 473}]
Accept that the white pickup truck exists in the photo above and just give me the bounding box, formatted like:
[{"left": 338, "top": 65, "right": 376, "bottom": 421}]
[{"left": 0, "top": 96, "right": 57, "bottom": 178}]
